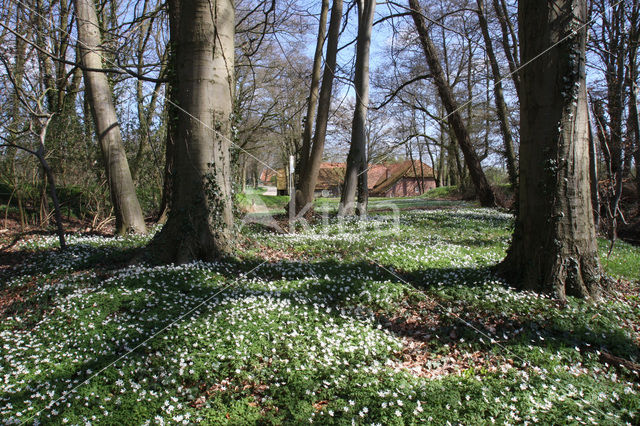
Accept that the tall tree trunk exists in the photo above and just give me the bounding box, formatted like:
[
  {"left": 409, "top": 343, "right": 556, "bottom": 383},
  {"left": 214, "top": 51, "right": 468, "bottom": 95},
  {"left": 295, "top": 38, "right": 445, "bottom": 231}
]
[
  {"left": 408, "top": 143, "right": 419, "bottom": 190},
  {"left": 6, "top": 6, "right": 28, "bottom": 206},
  {"left": 17, "top": 196, "right": 26, "bottom": 229},
  {"left": 447, "top": 134, "right": 462, "bottom": 187},
  {"left": 148, "top": 0, "right": 235, "bottom": 263},
  {"left": 408, "top": 0, "right": 495, "bottom": 207},
  {"left": 74, "top": 0, "right": 147, "bottom": 235},
  {"left": 157, "top": 4, "right": 180, "bottom": 225},
  {"left": 423, "top": 135, "right": 438, "bottom": 186},
  {"left": 492, "top": 0, "right": 521, "bottom": 100},
  {"left": 340, "top": 0, "right": 375, "bottom": 216},
  {"left": 418, "top": 142, "right": 426, "bottom": 193},
  {"left": 588, "top": 115, "right": 600, "bottom": 228},
  {"left": 35, "top": 0, "right": 56, "bottom": 112},
  {"left": 437, "top": 104, "right": 448, "bottom": 186},
  {"left": 466, "top": 42, "right": 473, "bottom": 136},
  {"left": 604, "top": 2, "right": 626, "bottom": 240},
  {"left": 297, "top": 0, "right": 329, "bottom": 185},
  {"left": 157, "top": 120, "right": 175, "bottom": 225},
  {"left": 241, "top": 157, "right": 247, "bottom": 193},
  {"left": 41, "top": 158, "right": 66, "bottom": 250},
  {"left": 81, "top": 86, "right": 99, "bottom": 181},
  {"left": 438, "top": 28, "right": 456, "bottom": 188},
  {"left": 37, "top": 118, "right": 67, "bottom": 250},
  {"left": 34, "top": 0, "right": 57, "bottom": 222},
  {"left": 499, "top": 0, "right": 603, "bottom": 301},
  {"left": 631, "top": 79, "right": 640, "bottom": 200},
  {"left": 39, "top": 173, "right": 50, "bottom": 227},
  {"left": 296, "top": 0, "right": 343, "bottom": 213},
  {"left": 591, "top": 96, "right": 612, "bottom": 169},
  {"left": 131, "top": 0, "right": 153, "bottom": 181},
  {"left": 628, "top": 0, "right": 640, "bottom": 207},
  {"left": 477, "top": 0, "right": 518, "bottom": 187},
  {"left": 5, "top": 5, "right": 28, "bottom": 180}
]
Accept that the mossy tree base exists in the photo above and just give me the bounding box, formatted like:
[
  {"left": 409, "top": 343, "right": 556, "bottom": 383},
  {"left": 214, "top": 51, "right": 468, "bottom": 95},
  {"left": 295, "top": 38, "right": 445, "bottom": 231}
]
[
  {"left": 499, "top": 0, "right": 603, "bottom": 301},
  {"left": 146, "top": 0, "right": 235, "bottom": 264}
]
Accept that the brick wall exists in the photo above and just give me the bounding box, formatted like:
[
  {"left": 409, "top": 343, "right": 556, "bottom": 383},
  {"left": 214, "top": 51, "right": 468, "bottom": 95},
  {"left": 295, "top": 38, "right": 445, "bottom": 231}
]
[{"left": 385, "top": 178, "right": 436, "bottom": 197}]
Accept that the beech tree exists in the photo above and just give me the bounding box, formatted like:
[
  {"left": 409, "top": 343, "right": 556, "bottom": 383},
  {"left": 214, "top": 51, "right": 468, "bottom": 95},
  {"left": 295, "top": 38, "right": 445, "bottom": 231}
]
[
  {"left": 296, "top": 0, "right": 343, "bottom": 214},
  {"left": 75, "top": 0, "right": 147, "bottom": 235},
  {"left": 148, "top": 0, "right": 235, "bottom": 263},
  {"left": 339, "top": 0, "right": 376, "bottom": 217},
  {"left": 500, "top": 0, "right": 603, "bottom": 300}
]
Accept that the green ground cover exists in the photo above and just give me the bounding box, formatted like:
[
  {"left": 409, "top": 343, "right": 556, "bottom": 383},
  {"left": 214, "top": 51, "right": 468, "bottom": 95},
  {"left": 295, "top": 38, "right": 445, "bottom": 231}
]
[
  {"left": 237, "top": 186, "right": 471, "bottom": 215},
  {"left": 1, "top": 205, "right": 638, "bottom": 424}
]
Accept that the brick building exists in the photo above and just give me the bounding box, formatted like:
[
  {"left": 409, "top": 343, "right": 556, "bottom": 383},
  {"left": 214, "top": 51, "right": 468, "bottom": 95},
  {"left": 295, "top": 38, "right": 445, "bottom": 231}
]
[{"left": 316, "top": 160, "right": 436, "bottom": 198}]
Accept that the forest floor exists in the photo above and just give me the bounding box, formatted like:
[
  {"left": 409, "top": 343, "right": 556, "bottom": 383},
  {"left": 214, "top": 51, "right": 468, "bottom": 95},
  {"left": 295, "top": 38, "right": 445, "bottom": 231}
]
[{"left": 1, "top": 203, "right": 639, "bottom": 424}]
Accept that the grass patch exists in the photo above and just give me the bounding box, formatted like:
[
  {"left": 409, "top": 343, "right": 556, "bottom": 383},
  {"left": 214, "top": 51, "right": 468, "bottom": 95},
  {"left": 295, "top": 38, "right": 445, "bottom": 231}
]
[
  {"left": 599, "top": 239, "right": 640, "bottom": 281},
  {"left": 422, "top": 185, "right": 462, "bottom": 199},
  {"left": 236, "top": 192, "right": 290, "bottom": 212}
]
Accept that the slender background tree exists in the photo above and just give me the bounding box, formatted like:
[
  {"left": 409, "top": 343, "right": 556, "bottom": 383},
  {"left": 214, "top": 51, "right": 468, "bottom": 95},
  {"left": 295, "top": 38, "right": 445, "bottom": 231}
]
[
  {"left": 339, "top": 0, "right": 376, "bottom": 217},
  {"left": 75, "top": 0, "right": 147, "bottom": 235}
]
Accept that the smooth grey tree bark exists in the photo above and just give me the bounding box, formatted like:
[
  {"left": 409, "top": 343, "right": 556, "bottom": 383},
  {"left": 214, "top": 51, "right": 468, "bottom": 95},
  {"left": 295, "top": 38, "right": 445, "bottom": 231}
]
[
  {"left": 74, "top": 0, "right": 147, "bottom": 235},
  {"left": 408, "top": 0, "right": 496, "bottom": 207},
  {"left": 148, "top": 0, "right": 235, "bottom": 263},
  {"left": 499, "top": 0, "right": 603, "bottom": 300},
  {"left": 296, "top": 0, "right": 343, "bottom": 214},
  {"left": 339, "top": 0, "right": 376, "bottom": 217}
]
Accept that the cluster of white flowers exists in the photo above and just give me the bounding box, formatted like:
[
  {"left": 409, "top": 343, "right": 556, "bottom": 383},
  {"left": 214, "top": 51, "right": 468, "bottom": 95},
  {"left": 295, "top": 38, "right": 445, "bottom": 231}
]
[{"left": 1, "top": 207, "right": 638, "bottom": 424}]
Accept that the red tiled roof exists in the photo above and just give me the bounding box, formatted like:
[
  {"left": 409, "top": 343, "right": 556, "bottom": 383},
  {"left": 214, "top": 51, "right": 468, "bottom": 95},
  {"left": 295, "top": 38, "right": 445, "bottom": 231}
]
[
  {"left": 367, "top": 164, "right": 388, "bottom": 189},
  {"left": 314, "top": 160, "right": 434, "bottom": 193},
  {"left": 315, "top": 162, "right": 382, "bottom": 190},
  {"left": 370, "top": 160, "right": 434, "bottom": 196},
  {"left": 401, "top": 160, "right": 435, "bottom": 178}
]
